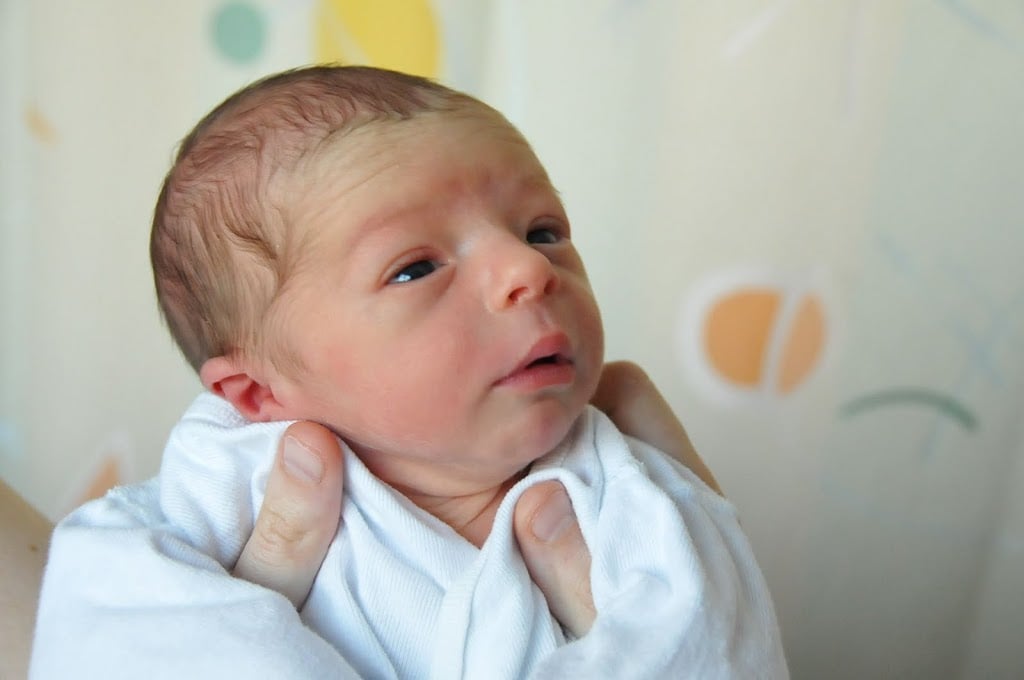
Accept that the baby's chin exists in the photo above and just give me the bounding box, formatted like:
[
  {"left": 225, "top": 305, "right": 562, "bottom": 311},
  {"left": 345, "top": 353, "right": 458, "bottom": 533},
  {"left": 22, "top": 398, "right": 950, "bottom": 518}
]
[{"left": 518, "top": 403, "right": 589, "bottom": 467}]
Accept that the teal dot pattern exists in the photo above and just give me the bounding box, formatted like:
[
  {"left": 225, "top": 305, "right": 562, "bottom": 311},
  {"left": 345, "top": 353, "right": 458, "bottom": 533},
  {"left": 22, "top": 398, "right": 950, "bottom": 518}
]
[{"left": 212, "top": 2, "right": 266, "bottom": 64}]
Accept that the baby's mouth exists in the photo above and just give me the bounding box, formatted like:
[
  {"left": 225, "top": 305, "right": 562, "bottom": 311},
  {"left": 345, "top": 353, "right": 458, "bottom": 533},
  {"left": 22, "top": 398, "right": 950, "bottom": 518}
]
[
  {"left": 495, "top": 333, "right": 576, "bottom": 388},
  {"left": 525, "top": 353, "right": 569, "bottom": 368}
]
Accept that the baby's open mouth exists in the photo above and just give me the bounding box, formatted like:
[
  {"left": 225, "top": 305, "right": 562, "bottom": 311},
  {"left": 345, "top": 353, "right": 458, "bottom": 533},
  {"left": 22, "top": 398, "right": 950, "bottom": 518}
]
[
  {"left": 527, "top": 354, "right": 565, "bottom": 368},
  {"left": 495, "top": 332, "right": 576, "bottom": 387}
]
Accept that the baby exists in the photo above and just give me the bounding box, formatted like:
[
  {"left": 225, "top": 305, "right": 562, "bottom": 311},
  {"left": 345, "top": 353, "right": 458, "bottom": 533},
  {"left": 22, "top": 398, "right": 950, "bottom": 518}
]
[{"left": 33, "top": 66, "right": 787, "bottom": 678}]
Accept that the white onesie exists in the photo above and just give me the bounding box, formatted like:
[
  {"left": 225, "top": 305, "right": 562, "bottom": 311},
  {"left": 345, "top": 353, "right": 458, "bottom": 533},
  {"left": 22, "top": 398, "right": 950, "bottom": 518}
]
[{"left": 32, "top": 393, "right": 788, "bottom": 679}]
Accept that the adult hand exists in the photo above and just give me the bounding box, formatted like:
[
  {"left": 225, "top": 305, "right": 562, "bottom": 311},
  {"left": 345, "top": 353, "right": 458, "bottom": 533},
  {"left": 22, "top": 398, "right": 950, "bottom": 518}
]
[
  {"left": 232, "top": 421, "right": 344, "bottom": 608},
  {"left": 513, "top": 361, "right": 722, "bottom": 638},
  {"left": 592, "top": 361, "right": 722, "bottom": 495}
]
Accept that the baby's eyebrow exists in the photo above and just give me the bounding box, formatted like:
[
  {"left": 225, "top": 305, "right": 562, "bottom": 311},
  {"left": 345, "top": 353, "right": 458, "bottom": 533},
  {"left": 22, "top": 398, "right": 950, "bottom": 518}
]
[
  {"left": 335, "top": 199, "right": 444, "bottom": 265},
  {"left": 356, "top": 197, "right": 436, "bottom": 236},
  {"left": 335, "top": 167, "right": 564, "bottom": 251},
  {"left": 491, "top": 173, "right": 565, "bottom": 214},
  {"left": 509, "top": 173, "right": 559, "bottom": 196}
]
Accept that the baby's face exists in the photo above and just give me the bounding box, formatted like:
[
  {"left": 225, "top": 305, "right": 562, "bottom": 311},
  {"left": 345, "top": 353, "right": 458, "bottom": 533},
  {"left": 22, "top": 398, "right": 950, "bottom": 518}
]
[{"left": 271, "top": 110, "right": 604, "bottom": 497}]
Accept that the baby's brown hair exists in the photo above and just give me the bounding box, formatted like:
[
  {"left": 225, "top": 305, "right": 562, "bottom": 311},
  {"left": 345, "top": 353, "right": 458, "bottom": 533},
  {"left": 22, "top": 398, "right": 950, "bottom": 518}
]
[{"left": 150, "top": 65, "right": 483, "bottom": 373}]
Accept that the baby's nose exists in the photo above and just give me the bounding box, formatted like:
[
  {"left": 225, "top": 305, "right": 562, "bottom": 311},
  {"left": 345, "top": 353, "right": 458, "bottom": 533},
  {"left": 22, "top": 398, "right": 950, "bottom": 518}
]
[{"left": 486, "top": 239, "right": 560, "bottom": 311}]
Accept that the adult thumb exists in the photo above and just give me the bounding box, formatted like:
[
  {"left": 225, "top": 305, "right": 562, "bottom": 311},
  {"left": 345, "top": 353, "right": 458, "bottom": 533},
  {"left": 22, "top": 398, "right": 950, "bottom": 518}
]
[{"left": 233, "top": 421, "right": 344, "bottom": 608}]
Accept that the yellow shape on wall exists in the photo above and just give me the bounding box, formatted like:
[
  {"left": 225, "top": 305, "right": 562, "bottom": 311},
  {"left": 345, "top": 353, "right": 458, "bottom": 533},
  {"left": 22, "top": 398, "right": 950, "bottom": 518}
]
[
  {"left": 25, "top": 106, "right": 57, "bottom": 145},
  {"left": 60, "top": 432, "right": 135, "bottom": 515},
  {"left": 313, "top": 0, "right": 441, "bottom": 78},
  {"left": 777, "top": 294, "right": 826, "bottom": 394},
  {"left": 704, "top": 290, "right": 780, "bottom": 387},
  {"left": 72, "top": 456, "right": 122, "bottom": 508}
]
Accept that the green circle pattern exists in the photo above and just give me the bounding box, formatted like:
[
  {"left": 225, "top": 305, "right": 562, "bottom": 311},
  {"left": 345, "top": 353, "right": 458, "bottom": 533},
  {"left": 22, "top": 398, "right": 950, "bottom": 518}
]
[{"left": 212, "top": 2, "right": 266, "bottom": 64}]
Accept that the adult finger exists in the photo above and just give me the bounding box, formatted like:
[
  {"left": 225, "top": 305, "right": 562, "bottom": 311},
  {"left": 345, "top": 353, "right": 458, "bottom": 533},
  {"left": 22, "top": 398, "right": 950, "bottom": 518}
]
[
  {"left": 592, "top": 361, "right": 723, "bottom": 495},
  {"left": 233, "top": 421, "right": 344, "bottom": 608},
  {"left": 513, "top": 481, "right": 596, "bottom": 638}
]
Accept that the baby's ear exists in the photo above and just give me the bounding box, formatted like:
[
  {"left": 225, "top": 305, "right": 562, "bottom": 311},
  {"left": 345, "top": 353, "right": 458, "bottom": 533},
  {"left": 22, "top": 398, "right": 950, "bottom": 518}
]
[{"left": 200, "top": 355, "right": 285, "bottom": 422}]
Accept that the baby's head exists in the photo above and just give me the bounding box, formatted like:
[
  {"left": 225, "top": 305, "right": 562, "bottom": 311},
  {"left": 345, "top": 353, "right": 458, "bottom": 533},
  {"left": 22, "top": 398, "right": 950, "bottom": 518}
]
[
  {"left": 152, "top": 66, "right": 480, "bottom": 376},
  {"left": 152, "top": 66, "right": 604, "bottom": 497}
]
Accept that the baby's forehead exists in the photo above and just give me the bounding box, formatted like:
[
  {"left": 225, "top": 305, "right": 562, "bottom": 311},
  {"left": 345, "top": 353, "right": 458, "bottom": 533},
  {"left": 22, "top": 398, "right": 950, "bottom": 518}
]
[
  {"left": 305, "top": 105, "right": 526, "bottom": 165},
  {"left": 278, "top": 110, "right": 557, "bottom": 249},
  {"left": 285, "top": 107, "right": 547, "bottom": 203}
]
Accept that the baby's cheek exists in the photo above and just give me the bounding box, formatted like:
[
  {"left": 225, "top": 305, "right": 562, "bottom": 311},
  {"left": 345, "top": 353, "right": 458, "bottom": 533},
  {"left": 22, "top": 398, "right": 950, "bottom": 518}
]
[{"left": 577, "top": 291, "right": 605, "bottom": 353}]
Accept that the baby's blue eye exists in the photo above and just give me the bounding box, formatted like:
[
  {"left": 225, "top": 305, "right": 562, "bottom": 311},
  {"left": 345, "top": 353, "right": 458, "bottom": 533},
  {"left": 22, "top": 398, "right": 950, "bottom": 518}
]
[
  {"left": 526, "top": 227, "right": 561, "bottom": 245},
  {"left": 390, "top": 260, "right": 438, "bottom": 284}
]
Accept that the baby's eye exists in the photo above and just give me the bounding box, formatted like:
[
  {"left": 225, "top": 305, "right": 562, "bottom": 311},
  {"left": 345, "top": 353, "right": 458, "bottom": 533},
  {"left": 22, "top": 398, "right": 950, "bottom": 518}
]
[
  {"left": 526, "top": 226, "right": 562, "bottom": 245},
  {"left": 389, "top": 260, "right": 438, "bottom": 284}
]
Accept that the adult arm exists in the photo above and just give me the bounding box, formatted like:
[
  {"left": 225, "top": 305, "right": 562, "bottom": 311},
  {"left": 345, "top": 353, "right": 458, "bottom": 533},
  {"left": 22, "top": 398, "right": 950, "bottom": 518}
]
[{"left": 0, "top": 478, "right": 51, "bottom": 680}]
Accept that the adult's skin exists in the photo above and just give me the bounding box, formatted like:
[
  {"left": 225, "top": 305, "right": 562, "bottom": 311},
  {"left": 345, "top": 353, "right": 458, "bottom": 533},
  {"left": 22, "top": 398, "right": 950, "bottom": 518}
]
[{"left": 233, "top": 361, "right": 721, "bottom": 638}]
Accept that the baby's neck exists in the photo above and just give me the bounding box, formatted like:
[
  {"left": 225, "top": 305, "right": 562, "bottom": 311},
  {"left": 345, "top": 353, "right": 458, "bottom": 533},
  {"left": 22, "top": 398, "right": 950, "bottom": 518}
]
[{"left": 395, "top": 468, "right": 528, "bottom": 548}]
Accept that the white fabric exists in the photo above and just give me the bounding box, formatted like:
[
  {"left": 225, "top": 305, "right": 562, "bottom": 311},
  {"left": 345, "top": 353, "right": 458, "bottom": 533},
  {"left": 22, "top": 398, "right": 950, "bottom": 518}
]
[{"left": 32, "top": 393, "right": 788, "bottom": 679}]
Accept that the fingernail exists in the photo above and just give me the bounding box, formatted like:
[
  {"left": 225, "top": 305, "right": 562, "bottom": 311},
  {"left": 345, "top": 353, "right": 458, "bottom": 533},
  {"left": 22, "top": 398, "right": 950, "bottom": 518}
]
[
  {"left": 282, "top": 436, "right": 324, "bottom": 485},
  {"left": 531, "top": 488, "right": 574, "bottom": 543}
]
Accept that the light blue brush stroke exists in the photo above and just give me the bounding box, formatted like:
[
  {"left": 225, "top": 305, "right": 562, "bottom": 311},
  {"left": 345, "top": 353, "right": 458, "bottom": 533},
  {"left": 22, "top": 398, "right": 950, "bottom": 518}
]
[
  {"left": 935, "top": 0, "right": 1013, "bottom": 44},
  {"left": 874, "top": 230, "right": 915, "bottom": 275},
  {"left": 839, "top": 387, "right": 978, "bottom": 432},
  {"left": 0, "top": 420, "right": 24, "bottom": 461}
]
